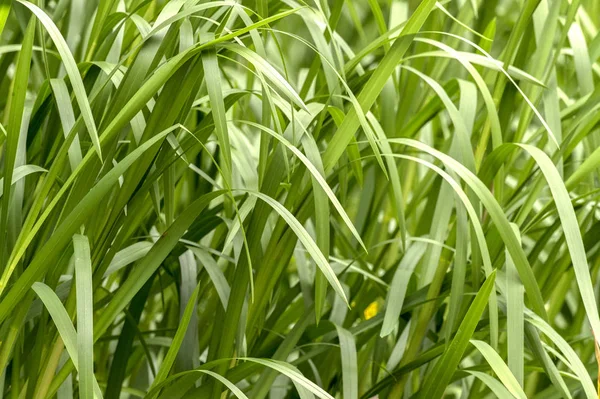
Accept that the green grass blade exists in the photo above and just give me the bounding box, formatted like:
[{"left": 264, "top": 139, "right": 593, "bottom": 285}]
[
  {"left": 0, "top": 18, "right": 34, "bottom": 268},
  {"left": 73, "top": 234, "right": 95, "bottom": 399},
  {"left": 417, "top": 271, "right": 496, "bottom": 399},
  {"left": 0, "top": 165, "right": 46, "bottom": 198},
  {"left": 242, "top": 190, "right": 348, "bottom": 305},
  {"left": 335, "top": 325, "right": 358, "bottom": 399},
  {"left": 19, "top": 1, "right": 102, "bottom": 160},
  {"left": 31, "top": 283, "right": 103, "bottom": 398},
  {"left": 470, "top": 339, "right": 527, "bottom": 399},
  {"left": 240, "top": 358, "right": 334, "bottom": 399},
  {"left": 506, "top": 223, "right": 524, "bottom": 386},
  {"left": 149, "top": 282, "right": 201, "bottom": 395},
  {"left": 202, "top": 39, "right": 232, "bottom": 187}
]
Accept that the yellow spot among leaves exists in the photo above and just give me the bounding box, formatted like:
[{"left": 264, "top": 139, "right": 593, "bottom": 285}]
[{"left": 364, "top": 301, "right": 379, "bottom": 320}]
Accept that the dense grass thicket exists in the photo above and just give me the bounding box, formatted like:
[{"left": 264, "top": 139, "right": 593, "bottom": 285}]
[{"left": 2, "top": 0, "right": 600, "bottom": 397}]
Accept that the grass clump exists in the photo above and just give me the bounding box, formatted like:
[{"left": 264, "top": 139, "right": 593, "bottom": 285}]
[{"left": 1, "top": 0, "right": 600, "bottom": 398}]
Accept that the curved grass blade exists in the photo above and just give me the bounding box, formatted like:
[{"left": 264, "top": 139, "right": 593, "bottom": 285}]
[
  {"left": 18, "top": 0, "right": 102, "bottom": 160},
  {"left": 381, "top": 242, "right": 426, "bottom": 337},
  {"left": 466, "top": 371, "right": 516, "bottom": 399},
  {"left": 188, "top": 246, "right": 230, "bottom": 309},
  {"left": 239, "top": 358, "right": 334, "bottom": 399},
  {"left": 31, "top": 283, "right": 103, "bottom": 398},
  {"left": 0, "top": 165, "right": 46, "bottom": 198},
  {"left": 470, "top": 339, "right": 527, "bottom": 399},
  {"left": 241, "top": 190, "right": 348, "bottom": 306},
  {"left": 238, "top": 120, "right": 366, "bottom": 252}
]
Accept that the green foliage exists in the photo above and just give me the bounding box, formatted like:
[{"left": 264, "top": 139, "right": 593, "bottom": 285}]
[{"left": 0, "top": 0, "right": 599, "bottom": 398}]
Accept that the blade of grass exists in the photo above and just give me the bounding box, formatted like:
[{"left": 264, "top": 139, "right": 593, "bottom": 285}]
[
  {"left": 73, "top": 234, "right": 94, "bottom": 399},
  {"left": 417, "top": 271, "right": 496, "bottom": 399},
  {"left": 31, "top": 283, "right": 103, "bottom": 398},
  {"left": 19, "top": 1, "right": 102, "bottom": 160}
]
